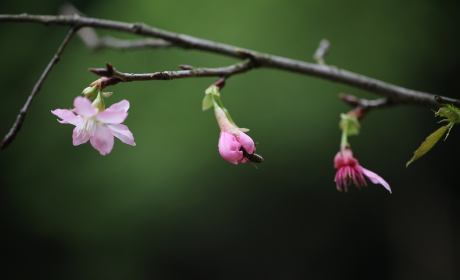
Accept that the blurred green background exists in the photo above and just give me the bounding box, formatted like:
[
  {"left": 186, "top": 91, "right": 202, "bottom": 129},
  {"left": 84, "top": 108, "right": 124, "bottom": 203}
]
[{"left": 1, "top": 0, "right": 459, "bottom": 279}]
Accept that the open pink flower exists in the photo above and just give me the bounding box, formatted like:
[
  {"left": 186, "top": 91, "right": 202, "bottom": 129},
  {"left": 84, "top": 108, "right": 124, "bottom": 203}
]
[
  {"left": 51, "top": 96, "right": 135, "bottom": 155},
  {"left": 214, "top": 106, "right": 255, "bottom": 164},
  {"left": 334, "top": 148, "right": 391, "bottom": 193}
]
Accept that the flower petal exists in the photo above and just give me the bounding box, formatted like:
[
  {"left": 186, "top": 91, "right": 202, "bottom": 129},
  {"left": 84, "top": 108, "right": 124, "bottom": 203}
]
[
  {"left": 72, "top": 127, "right": 90, "bottom": 146},
  {"left": 97, "top": 110, "right": 128, "bottom": 124},
  {"left": 334, "top": 152, "right": 344, "bottom": 168},
  {"left": 74, "top": 96, "right": 96, "bottom": 117},
  {"left": 105, "top": 100, "right": 130, "bottom": 113},
  {"left": 238, "top": 131, "right": 255, "bottom": 154},
  {"left": 51, "top": 109, "right": 81, "bottom": 126},
  {"left": 218, "top": 132, "right": 243, "bottom": 164},
  {"left": 361, "top": 167, "right": 392, "bottom": 193},
  {"left": 90, "top": 125, "right": 114, "bottom": 155},
  {"left": 108, "top": 124, "right": 136, "bottom": 146}
]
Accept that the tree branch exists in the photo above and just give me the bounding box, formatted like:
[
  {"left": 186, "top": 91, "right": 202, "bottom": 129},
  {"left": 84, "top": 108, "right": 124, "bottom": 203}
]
[
  {"left": 0, "top": 13, "right": 455, "bottom": 109},
  {"left": 88, "top": 60, "right": 254, "bottom": 85},
  {"left": 0, "top": 26, "right": 78, "bottom": 151}
]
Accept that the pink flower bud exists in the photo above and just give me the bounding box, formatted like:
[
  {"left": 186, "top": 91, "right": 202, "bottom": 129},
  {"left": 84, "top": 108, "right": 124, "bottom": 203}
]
[
  {"left": 218, "top": 131, "right": 255, "bottom": 164},
  {"left": 214, "top": 106, "right": 255, "bottom": 164}
]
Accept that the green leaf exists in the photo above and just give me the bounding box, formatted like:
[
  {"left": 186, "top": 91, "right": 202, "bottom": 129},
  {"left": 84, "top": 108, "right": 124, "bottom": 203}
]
[
  {"left": 202, "top": 94, "right": 213, "bottom": 111},
  {"left": 406, "top": 125, "right": 449, "bottom": 167},
  {"left": 436, "top": 104, "right": 460, "bottom": 123}
]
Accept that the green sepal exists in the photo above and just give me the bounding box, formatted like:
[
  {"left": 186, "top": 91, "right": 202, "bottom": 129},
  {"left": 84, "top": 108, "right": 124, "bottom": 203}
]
[
  {"left": 82, "top": 86, "right": 99, "bottom": 100},
  {"left": 92, "top": 91, "right": 105, "bottom": 112},
  {"left": 406, "top": 124, "right": 450, "bottom": 167},
  {"left": 339, "top": 113, "right": 360, "bottom": 136},
  {"left": 202, "top": 94, "right": 213, "bottom": 111},
  {"left": 204, "top": 85, "right": 221, "bottom": 111},
  {"left": 205, "top": 85, "right": 220, "bottom": 97}
]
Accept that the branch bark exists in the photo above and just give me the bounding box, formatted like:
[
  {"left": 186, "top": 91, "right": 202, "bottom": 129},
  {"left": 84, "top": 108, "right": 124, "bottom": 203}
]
[{"left": 0, "top": 13, "right": 455, "bottom": 108}]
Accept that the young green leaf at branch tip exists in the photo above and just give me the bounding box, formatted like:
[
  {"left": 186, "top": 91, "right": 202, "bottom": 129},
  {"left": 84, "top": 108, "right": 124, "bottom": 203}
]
[
  {"left": 202, "top": 94, "right": 213, "bottom": 111},
  {"left": 406, "top": 104, "right": 460, "bottom": 167},
  {"left": 406, "top": 125, "right": 449, "bottom": 167},
  {"left": 435, "top": 104, "right": 460, "bottom": 123},
  {"left": 434, "top": 104, "right": 460, "bottom": 140},
  {"left": 202, "top": 85, "right": 219, "bottom": 111}
]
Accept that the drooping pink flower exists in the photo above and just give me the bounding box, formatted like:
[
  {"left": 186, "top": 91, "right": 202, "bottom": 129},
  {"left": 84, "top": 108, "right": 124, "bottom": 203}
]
[
  {"left": 214, "top": 106, "right": 255, "bottom": 164},
  {"left": 334, "top": 148, "right": 391, "bottom": 193},
  {"left": 219, "top": 131, "right": 255, "bottom": 164},
  {"left": 51, "top": 96, "right": 135, "bottom": 155}
]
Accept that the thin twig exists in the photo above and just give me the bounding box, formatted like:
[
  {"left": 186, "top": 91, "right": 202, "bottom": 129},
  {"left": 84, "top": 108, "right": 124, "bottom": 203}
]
[
  {"left": 0, "top": 14, "right": 455, "bottom": 108},
  {"left": 339, "top": 93, "right": 392, "bottom": 109},
  {"left": 90, "top": 59, "right": 254, "bottom": 83},
  {"left": 313, "top": 39, "right": 330, "bottom": 65},
  {"left": 434, "top": 95, "right": 460, "bottom": 107},
  {"left": 339, "top": 93, "right": 393, "bottom": 120},
  {"left": 59, "top": 3, "right": 173, "bottom": 51},
  {"left": 0, "top": 27, "right": 78, "bottom": 151},
  {"left": 92, "top": 36, "right": 172, "bottom": 50}
]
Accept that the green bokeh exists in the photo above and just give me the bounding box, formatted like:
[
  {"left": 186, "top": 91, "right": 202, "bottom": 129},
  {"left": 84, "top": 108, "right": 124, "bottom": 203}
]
[{"left": 1, "top": 0, "right": 459, "bottom": 279}]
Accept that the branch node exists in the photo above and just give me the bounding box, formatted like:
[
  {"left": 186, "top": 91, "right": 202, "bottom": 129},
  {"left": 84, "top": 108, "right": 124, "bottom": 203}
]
[
  {"left": 151, "top": 72, "right": 171, "bottom": 80},
  {"left": 178, "top": 64, "right": 194, "bottom": 70},
  {"left": 214, "top": 77, "right": 226, "bottom": 90},
  {"left": 235, "top": 49, "right": 261, "bottom": 67},
  {"left": 339, "top": 93, "right": 392, "bottom": 120},
  {"left": 131, "top": 23, "right": 143, "bottom": 33},
  {"left": 106, "top": 62, "right": 114, "bottom": 76},
  {"left": 98, "top": 76, "right": 122, "bottom": 88}
]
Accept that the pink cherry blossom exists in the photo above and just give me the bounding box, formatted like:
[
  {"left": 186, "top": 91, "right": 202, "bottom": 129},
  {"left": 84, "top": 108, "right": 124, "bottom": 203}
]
[
  {"left": 334, "top": 148, "right": 391, "bottom": 193},
  {"left": 51, "top": 96, "right": 135, "bottom": 155},
  {"left": 214, "top": 106, "right": 255, "bottom": 164},
  {"left": 219, "top": 131, "right": 255, "bottom": 164}
]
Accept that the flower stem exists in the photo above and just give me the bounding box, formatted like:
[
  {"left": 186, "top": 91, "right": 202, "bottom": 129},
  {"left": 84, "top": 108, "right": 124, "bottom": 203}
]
[{"left": 341, "top": 123, "right": 349, "bottom": 148}]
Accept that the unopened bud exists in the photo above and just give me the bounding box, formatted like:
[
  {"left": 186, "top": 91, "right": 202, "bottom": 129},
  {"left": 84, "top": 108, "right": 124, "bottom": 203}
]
[
  {"left": 82, "top": 86, "right": 99, "bottom": 99},
  {"left": 92, "top": 92, "right": 105, "bottom": 112}
]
